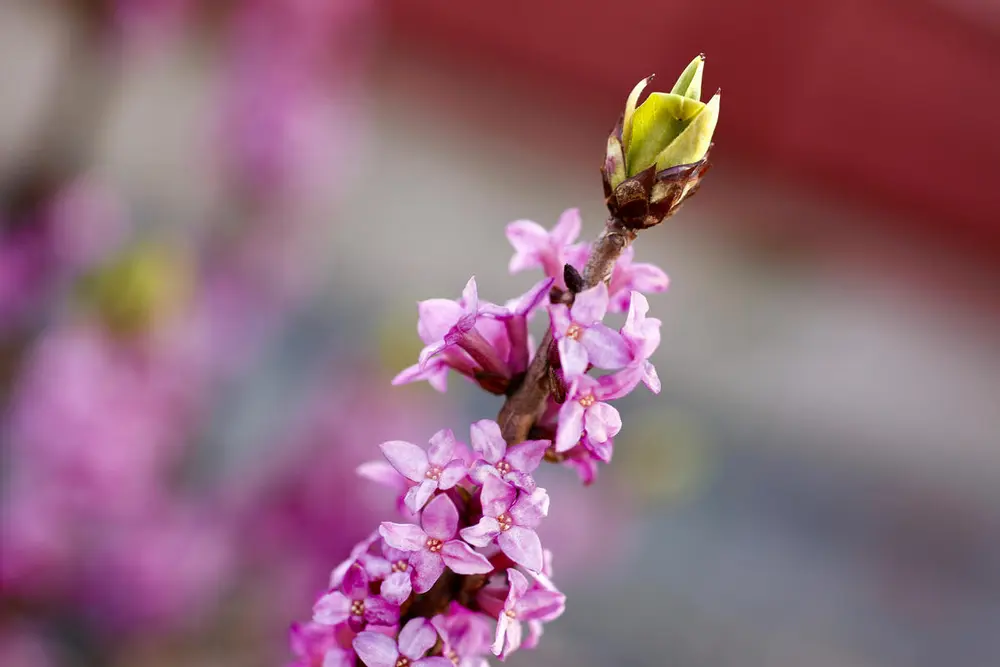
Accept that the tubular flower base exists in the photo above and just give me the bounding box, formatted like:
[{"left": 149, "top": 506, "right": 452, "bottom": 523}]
[{"left": 289, "top": 55, "right": 718, "bottom": 665}]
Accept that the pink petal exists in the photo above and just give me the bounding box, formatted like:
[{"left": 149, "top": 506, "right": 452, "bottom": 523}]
[
  {"left": 505, "top": 470, "right": 537, "bottom": 491},
  {"left": 504, "top": 439, "right": 549, "bottom": 474},
  {"left": 414, "top": 658, "right": 455, "bottom": 667},
  {"left": 341, "top": 562, "right": 368, "bottom": 600},
  {"left": 312, "top": 590, "right": 350, "bottom": 625},
  {"left": 417, "top": 299, "right": 465, "bottom": 344},
  {"left": 404, "top": 479, "right": 438, "bottom": 512},
  {"left": 380, "top": 570, "right": 412, "bottom": 605},
  {"left": 593, "top": 370, "right": 638, "bottom": 401},
  {"left": 624, "top": 290, "right": 650, "bottom": 328},
  {"left": 627, "top": 262, "right": 669, "bottom": 293},
  {"left": 479, "top": 476, "right": 516, "bottom": 518},
  {"left": 417, "top": 341, "right": 449, "bottom": 370},
  {"left": 510, "top": 488, "right": 549, "bottom": 529},
  {"left": 356, "top": 461, "right": 407, "bottom": 490},
  {"left": 460, "top": 277, "right": 479, "bottom": 313},
  {"left": 426, "top": 429, "right": 457, "bottom": 465},
  {"left": 441, "top": 540, "right": 493, "bottom": 575},
  {"left": 507, "top": 568, "right": 530, "bottom": 600},
  {"left": 469, "top": 419, "right": 506, "bottom": 463},
  {"left": 410, "top": 550, "right": 446, "bottom": 594},
  {"left": 517, "top": 589, "right": 566, "bottom": 622},
  {"left": 437, "top": 459, "right": 468, "bottom": 490},
  {"left": 379, "top": 522, "right": 427, "bottom": 552},
  {"left": 570, "top": 282, "right": 609, "bottom": 324},
  {"left": 498, "top": 527, "right": 544, "bottom": 572},
  {"left": 505, "top": 220, "right": 548, "bottom": 265},
  {"left": 460, "top": 517, "right": 501, "bottom": 548},
  {"left": 509, "top": 277, "right": 555, "bottom": 316},
  {"left": 584, "top": 402, "right": 622, "bottom": 442},
  {"left": 557, "top": 337, "right": 589, "bottom": 377},
  {"left": 469, "top": 460, "right": 501, "bottom": 485},
  {"left": 643, "top": 360, "right": 661, "bottom": 394},
  {"left": 492, "top": 612, "right": 519, "bottom": 658},
  {"left": 587, "top": 436, "right": 614, "bottom": 463},
  {"left": 551, "top": 208, "right": 581, "bottom": 246},
  {"left": 547, "top": 303, "right": 572, "bottom": 337},
  {"left": 398, "top": 618, "right": 438, "bottom": 660},
  {"left": 421, "top": 494, "right": 459, "bottom": 541},
  {"left": 353, "top": 632, "right": 399, "bottom": 667},
  {"left": 380, "top": 441, "right": 429, "bottom": 482},
  {"left": 365, "top": 596, "right": 401, "bottom": 627},
  {"left": 580, "top": 324, "right": 630, "bottom": 370},
  {"left": 554, "top": 401, "right": 585, "bottom": 452}
]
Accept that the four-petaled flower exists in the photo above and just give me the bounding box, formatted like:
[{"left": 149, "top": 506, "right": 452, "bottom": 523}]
[
  {"left": 506, "top": 208, "right": 582, "bottom": 287},
  {"left": 460, "top": 476, "right": 548, "bottom": 572},
  {"left": 555, "top": 374, "right": 630, "bottom": 455},
  {"left": 380, "top": 429, "right": 469, "bottom": 512},
  {"left": 468, "top": 419, "right": 548, "bottom": 491},
  {"left": 380, "top": 494, "right": 493, "bottom": 598},
  {"left": 492, "top": 569, "right": 566, "bottom": 660},
  {"left": 353, "top": 617, "right": 454, "bottom": 667},
  {"left": 548, "top": 282, "right": 630, "bottom": 378},
  {"left": 313, "top": 562, "right": 399, "bottom": 632}
]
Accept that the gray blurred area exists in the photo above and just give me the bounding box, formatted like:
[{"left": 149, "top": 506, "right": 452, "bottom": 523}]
[{"left": 3, "top": 3, "right": 999, "bottom": 666}]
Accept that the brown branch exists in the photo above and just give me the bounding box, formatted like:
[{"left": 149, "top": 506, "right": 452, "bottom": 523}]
[{"left": 496, "top": 216, "right": 637, "bottom": 444}]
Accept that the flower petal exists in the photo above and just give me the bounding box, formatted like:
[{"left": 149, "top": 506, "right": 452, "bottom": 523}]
[
  {"left": 414, "top": 658, "right": 455, "bottom": 667},
  {"left": 312, "top": 591, "right": 350, "bottom": 625},
  {"left": 427, "top": 428, "right": 457, "bottom": 465},
  {"left": 570, "top": 282, "right": 609, "bottom": 324},
  {"left": 584, "top": 402, "right": 622, "bottom": 442},
  {"left": 410, "top": 550, "right": 446, "bottom": 594},
  {"left": 421, "top": 494, "right": 459, "bottom": 540},
  {"left": 380, "top": 522, "right": 427, "bottom": 552},
  {"left": 341, "top": 562, "right": 368, "bottom": 600},
  {"left": 365, "top": 595, "right": 401, "bottom": 627},
  {"left": 492, "top": 612, "right": 520, "bottom": 658},
  {"left": 441, "top": 540, "right": 494, "bottom": 575},
  {"left": 380, "top": 441, "right": 429, "bottom": 482},
  {"left": 353, "top": 632, "right": 398, "bottom": 667},
  {"left": 404, "top": 479, "right": 438, "bottom": 512},
  {"left": 510, "top": 488, "right": 549, "bottom": 529},
  {"left": 551, "top": 208, "right": 581, "bottom": 246},
  {"left": 504, "top": 439, "right": 549, "bottom": 474},
  {"left": 380, "top": 570, "right": 412, "bottom": 605},
  {"left": 506, "top": 220, "right": 548, "bottom": 254},
  {"left": 356, "top": 460, "right": 407, "bottom": 490},
  {"left": 479, "top": 476, "right": 516, "bottom": 518},
  {"left": 469, "top": 460, "right": 501, "bottom": 486},
  {"left": 554, "top": 400, "right": 585, "bottom": 452},
  {"left": 557, "top": 337, "right": 589, "bottom": 378},
  {"left": 417, "top": 299, "right": 465, "bottom": 344},
  {"left": 498, "top": 527, "right": 544, "bottom": 572},
  {"left": 517, "top": 589, "right": 566, "bottom": 622},
  {"left": 580, "top": 324, "right": 630, "bottom": 370},
  {"left": 547, "top": 303, "right": 572, "bottom": 338},
  {"left": 460, "top": 517, "right": 501, "bottom": 548},
  {"left": 398, "top": 618, "right": 438, "bottom": 660},
  {"left": 437, "top": 459, "right": 468, "bottom": 490},
  {"left": 469, "top": 419, "right": 506, "bottom": 463},
  {"left": 643, "top": 360, "right": 661, "bottom": 394}
]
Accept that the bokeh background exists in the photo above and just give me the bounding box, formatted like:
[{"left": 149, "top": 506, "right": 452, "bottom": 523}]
[{"left": 2, "top": 1, "right": 999, "bottom": 666}]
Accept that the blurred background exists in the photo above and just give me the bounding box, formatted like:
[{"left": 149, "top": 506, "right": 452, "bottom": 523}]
[{"left": 2, "top": 1, "right": 999, "bottom": 666}]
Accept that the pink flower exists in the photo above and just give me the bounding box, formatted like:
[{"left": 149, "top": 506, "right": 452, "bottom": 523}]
[
  {"left": 353, "top": 618, "right": 453, "bottom": 667},
  {"left": 379, "top": 429, "right": 469, "bottom": 512},
  {"left": 506, "top": 208, "right": 581, "bottom": 287},
  {"left": 480, "top": 277, "right": 554, "bottom": 375},
  {"left": 549, "top": 282, "right": 630, "bottom": 378},
  {"left": 460, "top": 477, "right": 548, "bottom": 572},
  {"left": 467, "top": 419, "right": 549, "bottom": 491},
  {"left": 431, "top": 603, "right": 494, "bottom": 667},
  {"left": 492, "top": 569, "right": 565, "bottom": 660},
  {"left": 313, "top": 563, "right": 399, "bottom": 631},
  {"left": 379, "top": 495, "right": 492, "bottom": 598},
  {"left": 555, "top": 374, "right": 631, "bottom": 454},
  {"left": 618, "top": 290, "right": 662, "bottom": 394}
]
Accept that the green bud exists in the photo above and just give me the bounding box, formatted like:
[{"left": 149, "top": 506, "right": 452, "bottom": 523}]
[{"left": 620, "top": 55, "right": 719, "bottom": 176}]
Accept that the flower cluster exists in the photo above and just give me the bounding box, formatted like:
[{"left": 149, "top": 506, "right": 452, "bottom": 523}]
[{"left": 290, "top": 54, "right": 716, "bottom": 666}]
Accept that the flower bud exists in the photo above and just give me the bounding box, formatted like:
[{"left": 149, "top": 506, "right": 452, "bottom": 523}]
[{"left": 601, "top": 55, "right": 720, "bottom": 230}]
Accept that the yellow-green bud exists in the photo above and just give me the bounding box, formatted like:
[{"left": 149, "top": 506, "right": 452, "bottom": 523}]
[{"left": 620, "top": 56, "right": 720, "bottom": 178}]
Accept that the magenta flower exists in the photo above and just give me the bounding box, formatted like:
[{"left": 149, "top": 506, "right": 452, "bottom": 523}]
[
  {"left": 480, "top": 277, "right": 554, "bottom": 375},
  {"left": 353, "top": 618, "right": 453, "bottom": 667},
  {"left": 555, "top": 374, "right": 631, "bottom": 453},
  {"left": 549, "top": 282, "right": 630, "bottom": 377},
  {"left": 313, "top": 563, "right": 399, "bottom": 631},
  {"left": 379, "top": 494, "right": 492, "bottom": 597},
  {"left": 468, "top": 419, "right": 549, "bottom": 491},
  {"left": 393, "top": 277, "right": 511, "bottom": 393},
  {"left": 506, "top": 208, "right": 581, "bottom": 286},
  {"left": 619, "top": 290, "right": 662, "bottom": 394},
  {"left": 380, "top": 429, "right": 468, "bottom": 512},
  {"left": 431, "top": 603, "right": 494, "bottom": 667},
  {"left": 460, "top": 477, "right": 548, "bottom": 572},
  {"left": 492, "top": 569, "right": 566, "bottom": 659}
]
